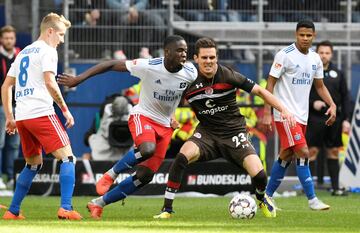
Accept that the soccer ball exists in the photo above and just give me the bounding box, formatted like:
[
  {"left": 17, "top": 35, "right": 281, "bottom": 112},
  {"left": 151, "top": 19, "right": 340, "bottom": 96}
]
[{"left": 228, "top": 194, "right": 257, "bottom": 219}]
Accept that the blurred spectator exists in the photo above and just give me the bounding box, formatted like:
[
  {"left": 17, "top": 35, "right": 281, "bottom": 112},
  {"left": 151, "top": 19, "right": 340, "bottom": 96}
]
[
  {"left": 70, "top": 0, "right": 107, "bottom": 25},
  {"left": 70, "top": 0, "right": 111, "bottom": 59},
  {"left": 82, "top": 9, "right": 101, "bottom": 26},
  {"left": 39, "top": 0, "right": 63, "bottom": 18},
  {"left": 313, "top": 0, "right": 343, "bottom": 22},
  {"left": 178, "top": 0, "right": 227, "bottom": 21},
  {"left": 107, "top": 0, "right": 166, "bottom": 58},
  {"left": 264, "top": 0, "right": 287, "bottom": 22},
  {"left": 148, "top": 0, "right": 184, "bottom": 23},
  {"left": 84, "top": 95, "right": 133, "bottom": 161},
  {"left": 227, "top": 0, "right": 257, "bottom": 22},
  {"left": 0, "top": 25, "right": 21, "bottom": 190},
  {"left": 353, "top": 0, "right": 360, "bottom": 22},
  {"left": 264, "top": 0, "right": 319, "bottom": 22}
]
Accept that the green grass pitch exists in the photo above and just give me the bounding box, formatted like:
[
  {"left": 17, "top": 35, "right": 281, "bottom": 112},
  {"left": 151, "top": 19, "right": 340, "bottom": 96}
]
[{"left": 0, "top": 191, "right": 359, "bottom": 233}]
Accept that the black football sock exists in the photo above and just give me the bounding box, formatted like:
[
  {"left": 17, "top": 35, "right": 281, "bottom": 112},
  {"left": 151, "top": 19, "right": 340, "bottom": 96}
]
[
  {"left": 327, "top": 158, "right": 340, "bottom": 190},
  {"left": 163, "top": 153, "right": 188, "bottom": 211},
  {"left": 252, "top": 169, "right": 267, "bottom": 201}
]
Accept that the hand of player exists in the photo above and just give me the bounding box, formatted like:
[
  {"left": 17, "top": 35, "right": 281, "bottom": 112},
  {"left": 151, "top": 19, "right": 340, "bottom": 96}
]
[
  {"left": 170, "top": 118, "right": 179, "bottom": 130},
  {"left": 57, "top": 73, "right": 81, "bottom": 87},
  {"left": 5, "top": 119, "right": 17, "bottom": 135},
  {"left": 128, "top": 7, "right": 139, "bottom": 24},
  {"left": 325, "top": 104, "right": 336, "bottom": 126},
  {"left": 342, "top": 120, "right": 351, "bottom": 134},
  {"left": 313, "top": 100, "right": 326, "bottom": 111},
  {"left": 62, "top": 110, "right": 75, "bottom": 128},
  {"left": 261, "top": 111, "right": 273, "bottom": 132},
  {"left": 281, "top": 109, "right": 296, "bottom": 128}
]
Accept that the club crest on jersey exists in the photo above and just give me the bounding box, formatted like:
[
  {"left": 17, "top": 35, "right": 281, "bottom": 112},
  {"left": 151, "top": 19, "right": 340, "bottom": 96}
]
[
  {"left": 179, "top": 82, "right": 187, "bottom": 89},
  {"left": 312, "top": 65, "right": 316, "bottom": 70},
  {"left": 144, "top": 124, "right": 152, "bottom": 130},
  {"left": 205, "top": 87, "right": 213, "bottom": 95},
  {"left": 195, "top": 83, "right": 203, "bottom": 88},
  {"left": 274, "top": 63, "right": 282, "bottom": 70},
  {"left": 294, "top": 133, "right": 301, "bottom": 141}
]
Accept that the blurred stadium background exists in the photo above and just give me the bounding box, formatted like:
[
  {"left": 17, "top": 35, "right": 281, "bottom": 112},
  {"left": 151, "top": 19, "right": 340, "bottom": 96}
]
[{"left": 0, "top": 0, "right": 359, "bottom": 195}]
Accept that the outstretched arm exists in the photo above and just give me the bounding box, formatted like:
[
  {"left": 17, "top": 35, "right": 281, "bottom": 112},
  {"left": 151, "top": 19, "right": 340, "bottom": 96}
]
[
  {"left": 57, "top": 60, "right": 128, "bottom": 87},
  {"left": 314, "top": 78, "right": 336, "bottom": 126},
  {"left": 44, "top": 71, "right": 74, "bottom": 128},
  {"left": 251, "top": 82, "right": 296, "bottom": 128}
]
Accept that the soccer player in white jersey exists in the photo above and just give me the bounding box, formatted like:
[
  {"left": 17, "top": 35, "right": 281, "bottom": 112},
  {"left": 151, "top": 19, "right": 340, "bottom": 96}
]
[
  {"left": 262, "top": 20, "right": 336, "bottom": 210},
  {"left": 1, "top": 13, "right": 82, "bottom": 220},
  {"left": 58, "top": 35, "right": 197, "bottom": 219}
]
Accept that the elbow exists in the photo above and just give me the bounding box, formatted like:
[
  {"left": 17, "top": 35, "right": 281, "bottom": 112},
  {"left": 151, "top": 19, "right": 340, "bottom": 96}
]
[
  {"left": 44, "top": 80, "right": 52, "bottom": 88},
  {"left": 45, "top": 80, "right": 55, "bottom": 90},
  {"left": 1, "top": 82, "right": 11, "bottom": 94}
]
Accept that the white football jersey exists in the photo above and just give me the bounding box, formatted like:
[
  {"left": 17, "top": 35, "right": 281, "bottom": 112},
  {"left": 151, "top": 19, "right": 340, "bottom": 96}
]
[
  {"left": 125, "top": 58, "right": 197, "bottom": 126},
  {"left": 7, "top": 40, "right": 57, "bottom": 121},
  {"left": 269, "top": 43, "right": 323, "bottom": 124}
]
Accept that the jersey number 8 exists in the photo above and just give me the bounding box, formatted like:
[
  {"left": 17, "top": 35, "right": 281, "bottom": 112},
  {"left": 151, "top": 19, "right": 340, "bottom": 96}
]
[{"left": 18, "top": 56, "right": 30, "bottom": 87}]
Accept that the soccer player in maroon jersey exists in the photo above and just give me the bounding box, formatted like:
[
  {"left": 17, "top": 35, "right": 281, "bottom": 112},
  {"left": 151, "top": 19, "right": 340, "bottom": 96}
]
[{"left": 154, "top": 37, "right": 296, "bottom": 219}]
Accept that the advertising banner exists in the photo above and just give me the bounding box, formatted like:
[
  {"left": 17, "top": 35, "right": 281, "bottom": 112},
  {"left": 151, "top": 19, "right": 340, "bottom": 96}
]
[
  {"left": 14, "top": 159, "right": 253, "bottom": 196},
  {"left": 339, "top": 88, "right": 360, "bottom": 188}
]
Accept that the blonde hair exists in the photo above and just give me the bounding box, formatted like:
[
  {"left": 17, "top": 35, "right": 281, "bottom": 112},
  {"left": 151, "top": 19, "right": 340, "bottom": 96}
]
[
  {"left": 0, "top": 25, "right": 16, "bottom": 37},
  {"left": 40, "top": 12, "right": 71, "bottom": 33}
]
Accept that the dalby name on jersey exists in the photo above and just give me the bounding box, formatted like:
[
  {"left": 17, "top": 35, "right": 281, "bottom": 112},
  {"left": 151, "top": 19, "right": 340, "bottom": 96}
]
[{"left": 15, "top": 88, "right": 34, "bottom": 100}]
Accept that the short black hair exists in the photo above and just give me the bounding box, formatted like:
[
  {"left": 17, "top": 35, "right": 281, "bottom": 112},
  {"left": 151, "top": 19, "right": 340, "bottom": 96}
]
[
  {"left": 316, "top": 40, "right": 333, "bottom": 52},
  {"left": 195, "top": 37, "right": 217, "bottom": 55},
  {"left": 163, "top": 35, "right": 185, "bottom": 48},
  {"left": 296, "top": 20, "right": 315, "bottom": 32}
]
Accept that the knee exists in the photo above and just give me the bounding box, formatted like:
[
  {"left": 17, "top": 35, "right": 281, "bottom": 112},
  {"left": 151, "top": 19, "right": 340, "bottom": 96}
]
[
  {"left": 138, "top": 142, "right": 156, "bottom": 160},
  {"left": 295, "top": 146, "right": 310, "bottom": 159},
  {"left": 327, "top": 148, "right": 339, "bottom": 159},
  {"left": 279, "top": 149, "right": 293, "bottom": 162},
  {"left": 136, "top": 166, "right": 154, "bottom": 186},
  {"left": 308, "top": 147, "right": 319, "bottom": 161}
]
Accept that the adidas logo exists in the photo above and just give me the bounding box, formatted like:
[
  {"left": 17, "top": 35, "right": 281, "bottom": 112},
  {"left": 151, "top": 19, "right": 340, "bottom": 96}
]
[
  {"left": 305, "top": 177, "right": 312, "bottom": 182},
  {"left": 155, "top": 79, "right": 162, "bottom": 84}
]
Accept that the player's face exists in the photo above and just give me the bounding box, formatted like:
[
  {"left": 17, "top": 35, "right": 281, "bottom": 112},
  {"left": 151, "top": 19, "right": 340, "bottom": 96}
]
[
  {"left": 165, "top": 40, "right": 187, "bottom": 71},
  {"left": 194, "top": 47, "right": 218, "bottom": 78},
  {"left": 49, "top": 23, "right": 67, "bottom": 48},
  {"left": 0, "top": 32, "right": 16, "bottom": 51},
  {"left": 317, "top": 46, "right": 333, "bottom": 66},
  {"left": 295, "top": 27, "right": 315, "bottom": 52}
]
